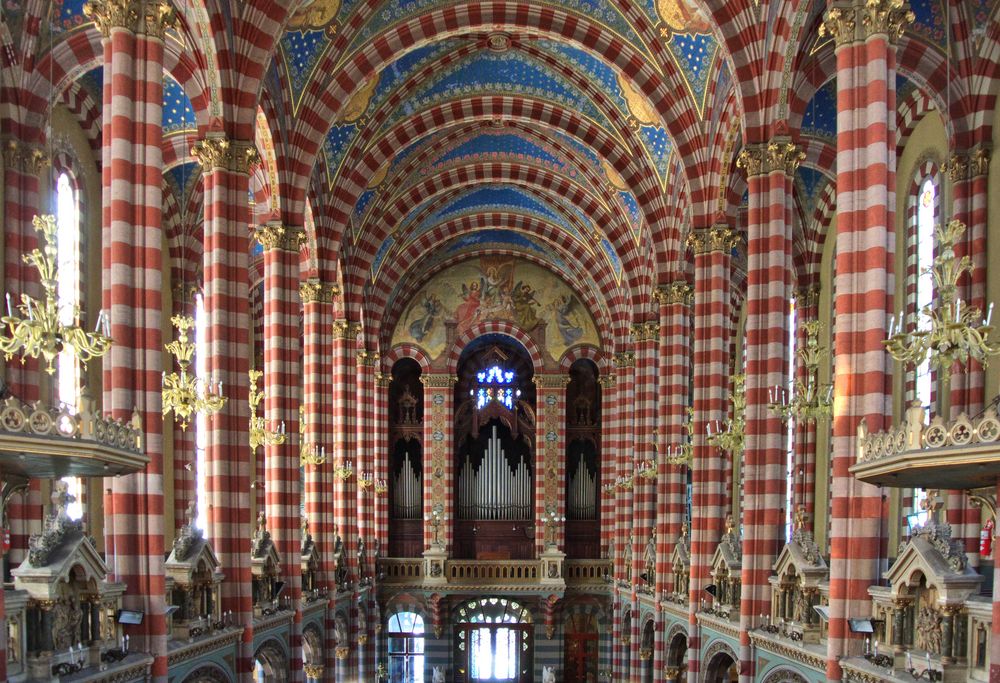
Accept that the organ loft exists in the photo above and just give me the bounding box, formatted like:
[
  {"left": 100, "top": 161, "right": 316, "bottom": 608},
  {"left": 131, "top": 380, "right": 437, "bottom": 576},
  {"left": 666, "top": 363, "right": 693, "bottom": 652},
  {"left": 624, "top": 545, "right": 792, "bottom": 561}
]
[{"left": 0, "top": 0, "right": 998, "bottom": 681}]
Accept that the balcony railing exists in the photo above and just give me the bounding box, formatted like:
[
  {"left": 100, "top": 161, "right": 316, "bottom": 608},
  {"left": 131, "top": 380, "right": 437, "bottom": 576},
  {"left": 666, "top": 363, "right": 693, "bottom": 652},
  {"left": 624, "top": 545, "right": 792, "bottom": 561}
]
[
  {"left": 378, "top": 557, "right": 611, "bottom": 587},
  {"left": 852, "top": 402, "right": 1000, "bottom": 489}
]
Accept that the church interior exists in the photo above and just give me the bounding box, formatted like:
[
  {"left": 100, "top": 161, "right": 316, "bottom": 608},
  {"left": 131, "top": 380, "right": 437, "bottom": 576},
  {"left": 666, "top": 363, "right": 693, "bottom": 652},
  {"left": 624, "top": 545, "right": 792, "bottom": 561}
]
[{"left": 0, "top": 0, "right": 998, "bottom": 681}]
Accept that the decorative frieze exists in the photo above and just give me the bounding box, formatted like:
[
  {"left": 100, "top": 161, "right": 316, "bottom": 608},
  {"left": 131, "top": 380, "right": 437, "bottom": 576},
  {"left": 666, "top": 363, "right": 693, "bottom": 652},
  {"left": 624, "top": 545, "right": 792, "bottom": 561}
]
[
  {"left": 533, "top": 374, "right": 571, "bottom": 389},
  {"left": 420, "top": 374, "right": 457, "bottom": 388},
  {"left": 191, "top": 136, "right": 260, "bottom": 174}
]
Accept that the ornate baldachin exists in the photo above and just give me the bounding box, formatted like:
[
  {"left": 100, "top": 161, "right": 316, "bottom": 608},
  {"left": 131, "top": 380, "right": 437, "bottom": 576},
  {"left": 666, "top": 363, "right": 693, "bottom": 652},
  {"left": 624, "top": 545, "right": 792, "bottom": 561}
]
[
  {"left": 253, "top": 224, "right": 305, "bottom": 253},
  {"left": 686, "top": 225, "right": 738, "bottom": 255},
  {"left": 192, "top": 136, "right": 260, "bottom": 174}
]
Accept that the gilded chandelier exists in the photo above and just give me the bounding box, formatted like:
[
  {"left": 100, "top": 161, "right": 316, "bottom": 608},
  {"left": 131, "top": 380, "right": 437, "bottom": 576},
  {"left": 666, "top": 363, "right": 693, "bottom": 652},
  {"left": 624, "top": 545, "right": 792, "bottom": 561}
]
[
  {"left": 884, "top": 219, "right": 1000, "bottom": 377},
  {"left": 0, "top": 214, "right": 112, "bottom": 374},
  {"left": 162, "top": 315, "right": 226, "bottom": 430},
  {"left": 299, "top": 406, "right": 327, "bottom": 466},
  {"left": 662, "top": 407, "right": 695, "bottom": 466},
  {"left": 248, "top": 369, "right": 286, "bottom": 453},
  {"left": 707, "top": 373, "right": 745, "bottom": 454},
  {"left": 768, "top": 320, "right": 832, "bottom": 423}
]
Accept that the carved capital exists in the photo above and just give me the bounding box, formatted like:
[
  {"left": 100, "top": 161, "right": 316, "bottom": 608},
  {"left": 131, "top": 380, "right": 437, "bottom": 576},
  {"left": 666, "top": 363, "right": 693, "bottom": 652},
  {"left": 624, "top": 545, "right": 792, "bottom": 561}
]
[
  {"left": 795, "top": 283, "right": 821, "bottom": 309},
  {"left": 420, "top": 374, "right": 456, "bottom": 388},
  {"left": 736, "top": 145, "right": 765, "bottom": 177},
  {"left": 253, "top": 224, "right": 305, "bottom": 253},
  {"left": 613, "top": 351, "right": 635, "bottom": 368},
  {"left": 654, "top": 281, "right": 692, "bottom": 306},
  {"left": 331, "top": 319, "right": 358, "bottom": 340},
  {"left": 819, "top": 6, "right": 859, "bottom": 46},
  {"left": 766, "top": 140, "right": 805, "bottom": 175},
  {"left": 687, "top": 225, "right": 739, "bottom": 255},
  {"left": 142, "top": 1, "right": 176, "bottom": 38},
  {"left": 533, "top": 374, "right": 571, "bottom": 389},
  {"left": 300, "top": 280, "right": 341, "bottom": 304},
  {"left": 971, "top": 147, "right": 991, "bottom": 177},
  {"left": 630, "top": 321, "right": 659, "bottom": 342},
  {"left": 375, "top": 372, "right": 391, "bottom": 388},
  {"left": 357, "top": 350, "right": 379, "bottom": 367},
  {"left": 861, "top": 0, "right": 914, "bottom": 41},
  {"left": 192, "top": 136, "right": 260, "bottom": 174},
  {"left": 597, "top": 375, "right": 616, "bottom": 388},
  {"left": 2, "top": 140, "right": 49, "bottom": 176},
  {"left": 944, "top": 153, "right": 970, "bottom": 182},
  {"left": 84, "top": 0, "right": 140, "bottom": 36},
  {"left": 303, "top": 664, "right": 324, "bottom": 678}
]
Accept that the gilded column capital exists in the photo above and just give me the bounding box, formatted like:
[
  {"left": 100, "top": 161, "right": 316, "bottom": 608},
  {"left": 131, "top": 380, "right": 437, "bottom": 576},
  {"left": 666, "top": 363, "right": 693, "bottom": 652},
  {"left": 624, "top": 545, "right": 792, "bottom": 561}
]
[
  {"left": 971, "top": 147, "right": 991, "bottom": 177},
  {"left": 172, "top": 282, "right": 201, "bottom": 307},
  {"left": 533, "top": 374, "right": 571, "bottom": 389},
  {"left": 629, "top": 321, "right": 659, "bottom": 342},
  {"left": 687, "top": 225, "right": 739, "bottom": 255},
  {"left": 142, "top": 1, "right": 176, "bottom": 38},
  {"left": 420, "top": 373, "right": 456, "bottom": 388},
  {"left": 332, "top": 319, "right": 359, "bottom": 340},
  {"left": 299, "top": 280, "right": 341, "bottom": 304},
  {"left": 819, "top": 6, "right": 859, "bottom": 46},
  {"left": 613, "top": 351, "right": 635, "bottom": 368},
  {"left": 654, "top": 281, "right": 693, "bottom": 307},
  {"left": 357, "top": 350, "right": 379, "bottom": 367},
  {"left": 795, "top": 283, "right": 822, "bottom": 309},
  {"left": 736, "top": 145, "right": 765, "bottom": 177},
  {"left": 861, "top": 0, "right": 914, "bottom": 41},
  {"left": 192, "top": 135, "right": 260, "bottom": 173},
  {"left": 375, "top": 372, "right": 391, "bottom": 388},
  {"left": 766, "top": 140, "right": 805, "bottom": 175},
  {"left": 2, "top": 140, "right": 50, "bottom": 176},
  {"left": 84, "top": 0, "right": 140, "bottom": 36},
  {"left": 948, "top": 147, "right": 991, "bottom": 180},
  {"left": 253, "top": 224, "right": 305, "bottom": 253},
  {"left": 597, "top": 374, "right": 616, "bottom": 388}
]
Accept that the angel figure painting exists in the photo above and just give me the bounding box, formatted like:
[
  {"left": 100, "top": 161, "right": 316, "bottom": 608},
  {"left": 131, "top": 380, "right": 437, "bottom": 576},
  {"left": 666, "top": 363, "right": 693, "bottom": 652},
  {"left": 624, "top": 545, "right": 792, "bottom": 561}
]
[{"left": 392, "top": 257, "right": 599, "bottom": 361}]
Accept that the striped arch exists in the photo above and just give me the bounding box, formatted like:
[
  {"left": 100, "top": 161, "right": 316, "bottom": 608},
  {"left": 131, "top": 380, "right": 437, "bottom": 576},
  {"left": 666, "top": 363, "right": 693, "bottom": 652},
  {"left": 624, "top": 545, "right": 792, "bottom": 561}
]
[
  {"left": 559, "top": 345, "right": 607, "bottom": 374},
  {"left": 370, "top": 214, "right": 625, "bottom": 327},
  {"left": 379, "top": 249, "right": 614, "bottom": 359},
  {"left": 382, "top": 594, "right": 431, "bottom": 624},
  {"left": 447, "top": 320, "right": 546, "bottom": 375},
  {"left": 290, "top": 1, "right": 699, "bottom": 191},
  {"left": 897, "top": 86, "right": 937, "bottom": 151},
  {"left": 383, "top": 345, "right": 432, "bottom": 373},
  {"left": 59, "top": 81, "right": 101, "bottom": 155}
]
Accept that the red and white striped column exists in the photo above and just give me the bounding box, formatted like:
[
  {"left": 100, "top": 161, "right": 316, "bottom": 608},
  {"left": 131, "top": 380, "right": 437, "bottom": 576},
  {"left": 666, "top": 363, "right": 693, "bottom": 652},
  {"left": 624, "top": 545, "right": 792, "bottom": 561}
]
[
  {"left": 356, "top": 349, "right": 377, "bottom": 678},
  {"left": 300, "top": 280, "right": 338, "bottom": 683},
  {"left": 613, "top": 352, "right": 635, "bottom": 584},
  {"left": 421, "top": 374, "right": 455, "bottom": 550},
  {"left": 653, "top": 281, "right": 692, "bottom": 674},
  {"left": 821, "top": 2, "right": 907, "bottom": 678},
  {"left": 736, "top": 141, "right": 800, "bottom": 682},
  {"left": 631, "top": 321, "right": 658, "bottom": 586},
  {"left": 193, "top": 134, "right": 258, "bottom": 679},
  {"left": 257, "top": 223, "right": 304, "bottom": 682},
  {"left": 686, "top": 225, "right": 737, "bottom": 681},
  {"left": 599, "top": 373, "right": 617, "bottom": 554},
  {"left": 96, "top": 5, "right": 174, "bottom": 678}
]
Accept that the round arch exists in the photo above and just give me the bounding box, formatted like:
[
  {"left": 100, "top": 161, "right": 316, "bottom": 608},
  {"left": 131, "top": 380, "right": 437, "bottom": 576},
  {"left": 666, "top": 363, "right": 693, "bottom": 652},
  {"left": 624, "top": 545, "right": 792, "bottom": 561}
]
[
  {"left": 181, "top": 664, "right": 233, "bottom": 683},
  {"left": 253, "top": 639, "right": 289, "bottom": 683},
  {"left": 447, "top": 320, "right": 546, "bottom": 375}
]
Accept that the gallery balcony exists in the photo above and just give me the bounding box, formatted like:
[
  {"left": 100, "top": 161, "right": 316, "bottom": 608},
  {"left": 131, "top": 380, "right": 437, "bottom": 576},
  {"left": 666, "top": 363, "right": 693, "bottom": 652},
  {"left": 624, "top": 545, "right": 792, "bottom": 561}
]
[
  {"left": 378, "top": 557, "right": 610, "bottom": 592},
  {"left": 851, "top": 402, "right": 1000, "bottom": 490},
  {"left": 0, "top": 392, "right": 147, "bottom": 481}
]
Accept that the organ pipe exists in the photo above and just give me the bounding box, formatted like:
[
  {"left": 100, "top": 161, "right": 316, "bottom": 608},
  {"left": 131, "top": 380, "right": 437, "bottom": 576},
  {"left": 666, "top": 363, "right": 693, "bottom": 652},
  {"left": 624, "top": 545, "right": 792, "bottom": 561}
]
[
  {"left": 458, "top": 425, "right": 531, "bottom": 519},
  {"left": 392, "top": 451, "right": 422, "bottom": 519},
  {"left": 568, "top": 457, "right": 596, "bottom": 520}
]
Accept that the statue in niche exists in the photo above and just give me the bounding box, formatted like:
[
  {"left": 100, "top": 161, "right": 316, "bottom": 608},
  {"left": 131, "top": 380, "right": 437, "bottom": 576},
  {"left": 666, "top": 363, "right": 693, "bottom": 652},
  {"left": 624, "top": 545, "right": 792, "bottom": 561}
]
[
  {"left": 794, "top": 590, "right": 811, "bottom": 623},
  {"left": 643, "top": 529, "right": 656, "bottom": 586},
  {"left": 51, "top": 599, "right": 82, "bottom": 650}
]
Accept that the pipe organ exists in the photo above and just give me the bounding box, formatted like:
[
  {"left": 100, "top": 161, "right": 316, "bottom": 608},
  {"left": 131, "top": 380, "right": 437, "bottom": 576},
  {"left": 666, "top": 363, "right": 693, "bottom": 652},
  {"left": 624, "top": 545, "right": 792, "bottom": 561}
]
[
  {"left": 392, "top": 451, "right": 422, "bottom": 519},
  {"left": 567, "top": 458, "right": 596, "bottom": 520},
  {"left": 458, "top": 425, "right": 531, "bottom": 520}
]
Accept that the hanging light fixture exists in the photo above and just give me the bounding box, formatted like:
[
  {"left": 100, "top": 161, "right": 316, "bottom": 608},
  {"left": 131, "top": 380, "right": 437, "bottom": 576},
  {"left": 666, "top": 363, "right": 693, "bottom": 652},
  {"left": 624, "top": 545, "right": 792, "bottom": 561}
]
[
  {"left": 0, "top": 215, "right": 112, "bottom": 374},
  {"left": 248, "top": 369, "right": 285, "bottom": 452},
  {"left": 707, "top": 373, "right": 745, "bottom": 454},
  {"left": 299, "top": 405, "right": 326, "bottom": 466},
  {"left": 162, "top": 314, "right": 226, "bottom": 430},
  {"left": 768, "top": 320, "right": 833, "bottom": 422}
]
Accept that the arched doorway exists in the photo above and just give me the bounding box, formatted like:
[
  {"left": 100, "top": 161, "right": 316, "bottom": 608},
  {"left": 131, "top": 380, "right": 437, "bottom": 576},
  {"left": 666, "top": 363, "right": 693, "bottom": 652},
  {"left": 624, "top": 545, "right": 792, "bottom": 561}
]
[
  {"left": 454, "top": 598, "right": 533, "bottom": 683},
  {"left": 665, "top": 630, "right": 688, "bottom": 682},
  {"left": 453, "top": 337, "right": 536, "bottom": 559},
  {"left": 704, "top": 648, "right": 738, "bottom": 683},
  {"left": 563, "top": 612, "right": 598, "bottom": 683}
]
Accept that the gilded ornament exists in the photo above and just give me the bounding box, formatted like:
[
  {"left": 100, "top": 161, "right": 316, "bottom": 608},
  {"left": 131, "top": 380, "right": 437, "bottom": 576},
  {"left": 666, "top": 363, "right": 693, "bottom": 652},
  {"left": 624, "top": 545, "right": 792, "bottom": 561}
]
[
  {"left": 143, "top": 1, "right": 177, "bottom": 38},
  {"left": 339, "top": 73, "right": 380, "bottom": 124},
  {"left": 861, "top": 0, "right": 914, "bottom": 41},
  {"left": 686, "top": 225, "right": 738, "bottom": 255},
  {"left": 331, "top": 319, "right": 353, "bottom": 340},
  {"left": 357, "top": 349, "right": 379, "bottom": 367},
  {"left": 654, "top": 281, "right": 692, "bottom": 306},
  {"left": 971, "top": 147, "right": 991, "bottom": 177},
  {"left": 766, "top": 140, "right": 804, "bottom": 175},
  {"left": 617, "top": 73, "right": 658, "bottom": 127},
  {"left": 191, "top": 136, "right": 260, "bottom": 173},
  {"left": 287, "top": 0, "right": 340, "bottom": 29},
  {"left": 736, "top": 145, "right": 765, "bottom": 176},
  {"left": 84, "top": 0, "right": 140, "bottom": 37},
  {"left": 819, "top": 6, "right": 858, "bottom": 46},
  {"left": 2, "top": 140, "right": 49, "bottom": 176},
  {"left": 253, "top": 224, "right": 305, "bottom": 252},
  {"left": 944, "top": 153, "right": 970, "bottom": 182},
  {"left": 487, "top": 32, "right": 512, "bottom": 52},
  {"left": 613, "top": 351, "right": 635, "bottom": 368},
  {"left": 299, "top": 280, "right": 341, "bottom": 304},
  {"left": 795, "top": 284, "right": 821, "bottom": 309}
]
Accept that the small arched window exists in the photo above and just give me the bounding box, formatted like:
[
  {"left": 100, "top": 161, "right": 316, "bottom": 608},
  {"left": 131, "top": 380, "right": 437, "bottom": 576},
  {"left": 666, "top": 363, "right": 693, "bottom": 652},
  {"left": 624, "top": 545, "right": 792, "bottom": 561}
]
[
  {"left": 914, "top": 176, "right": 937, "bottom": 410},
  {"left": 56, "top": 171, "right": 83, "bottom": 521},
  {"left": 387, "top": 611, "right": 425, "bottom": 682}
]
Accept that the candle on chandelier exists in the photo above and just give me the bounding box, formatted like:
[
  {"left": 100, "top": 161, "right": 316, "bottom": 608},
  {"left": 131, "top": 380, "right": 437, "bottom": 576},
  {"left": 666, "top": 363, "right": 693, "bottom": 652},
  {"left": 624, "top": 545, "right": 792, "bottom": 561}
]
[
  {"left": 987, "top": 302, "right": 994, "bottom": 326},
  {"left": 4, "top": 293, "right": 11, "bottom": 317}
]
